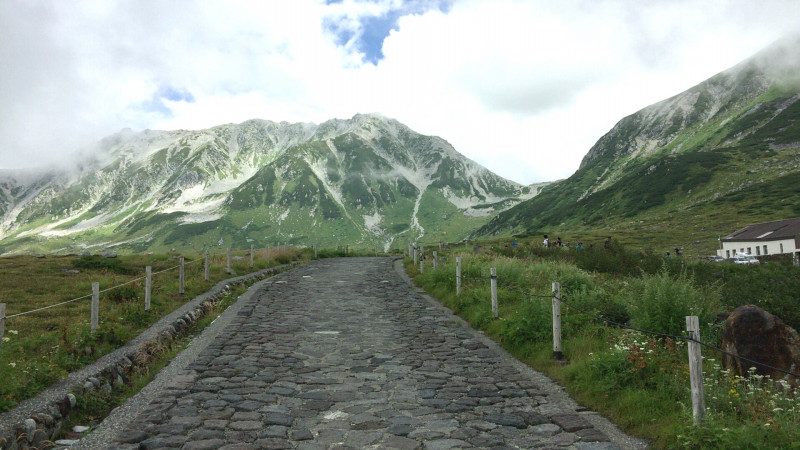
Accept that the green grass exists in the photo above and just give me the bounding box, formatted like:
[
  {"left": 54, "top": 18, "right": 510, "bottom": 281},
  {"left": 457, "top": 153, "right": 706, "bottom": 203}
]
[
  {"left": 0, "top": 247, "right": 308, "bottom": 413},
  {"left": 406, "top": 244, "right": 800, "bottom": 448},
  {"left": 56, "top": 283, "right": 251, "bottom": 439}
]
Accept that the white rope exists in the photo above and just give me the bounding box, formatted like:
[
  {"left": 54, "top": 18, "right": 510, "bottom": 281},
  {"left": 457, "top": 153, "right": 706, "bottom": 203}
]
[{"left": 5, "top": 258, "right": 198, "bottom": 319}]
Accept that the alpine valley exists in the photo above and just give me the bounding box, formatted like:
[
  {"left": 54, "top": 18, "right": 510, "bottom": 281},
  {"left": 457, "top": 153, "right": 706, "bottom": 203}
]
[
  {"left": 0, "top": 114, "right": 544, "bottom": 254},
  {"left": 477, "top": 35, "right": 800, "bottom": 256}
]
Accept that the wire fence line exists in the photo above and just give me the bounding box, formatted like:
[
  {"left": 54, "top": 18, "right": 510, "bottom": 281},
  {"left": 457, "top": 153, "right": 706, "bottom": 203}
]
[
  {"left": 438, "top": 256, "right": 800, "bottom": 381},
  {"left": 433, "top": 255, "right": 800, "bottom": 425},
  {"left": 5, "top": 293, "right": 94, "bottom": 319},
  {"left": 464, "top": 268, "right": 800, "bottom": 380},
  {"left": 2, "top": 251, "right": 241, "bottom": 322}
]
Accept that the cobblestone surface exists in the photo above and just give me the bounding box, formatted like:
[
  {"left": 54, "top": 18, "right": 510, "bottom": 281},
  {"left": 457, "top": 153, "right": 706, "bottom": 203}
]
[{"left": 93, "top": 258, "right": 641, "bottom": 449}]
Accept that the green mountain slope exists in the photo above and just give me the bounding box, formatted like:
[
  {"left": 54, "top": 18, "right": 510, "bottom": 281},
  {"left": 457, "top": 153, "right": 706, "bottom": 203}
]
[
  {"left": 477, "top": 36, "right": 800, "bottom": 254},
  {"left": 0, "top": 114, "right": 543, "bottom": 254}
]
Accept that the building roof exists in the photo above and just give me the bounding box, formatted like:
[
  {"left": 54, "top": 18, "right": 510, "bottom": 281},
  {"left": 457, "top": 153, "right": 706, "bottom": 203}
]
[{"left": 722, "top": 217, "right": 800, "bottom": 242}]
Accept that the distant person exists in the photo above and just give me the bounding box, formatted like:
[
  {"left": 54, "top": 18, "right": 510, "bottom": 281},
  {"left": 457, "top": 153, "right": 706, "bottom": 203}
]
[
  {"left": 576, "top": 242, "right": 584, "bottom": 250},
  {"left": 675, "top": 247, "right": 683, "bottom": 257},
  {"left": 557, "top": 237, "right": 563, "bottom": 247},
  {"left": 511, "top": 241, "right": 517, "bottom": 247},
  {"left": 543, "top": 235, "right": 549, "bottom": 247},
  {"left": 666, "top": 251, "right": 671, "bottom": 258}
]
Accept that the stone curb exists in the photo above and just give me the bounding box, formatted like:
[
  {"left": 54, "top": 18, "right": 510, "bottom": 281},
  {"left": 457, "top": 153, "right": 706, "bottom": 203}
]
[{"left": 0, "top": 261, "right": 302, "bottom": 450}]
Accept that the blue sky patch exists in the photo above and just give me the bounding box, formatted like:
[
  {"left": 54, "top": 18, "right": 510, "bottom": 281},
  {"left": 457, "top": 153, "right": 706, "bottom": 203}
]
[
  {"left": 325, "top": 0, "right": 452, "bottom": 65},
  {"left": 140, "top": 86, "right": 195, "bottom": 116}
]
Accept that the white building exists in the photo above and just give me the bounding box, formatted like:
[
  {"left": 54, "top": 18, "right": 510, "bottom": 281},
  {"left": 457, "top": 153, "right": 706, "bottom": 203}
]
[{"left": 717, "top": 217, "right": 800, "bottom": 260}]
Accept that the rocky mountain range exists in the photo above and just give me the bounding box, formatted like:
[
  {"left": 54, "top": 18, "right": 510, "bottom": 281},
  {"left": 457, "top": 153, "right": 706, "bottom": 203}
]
[
  {"left": 477, "top": 34, "right": 800, "bottom": 254},
  {"left": 0, "top": 114, "right": 541, "bottom": 254}
]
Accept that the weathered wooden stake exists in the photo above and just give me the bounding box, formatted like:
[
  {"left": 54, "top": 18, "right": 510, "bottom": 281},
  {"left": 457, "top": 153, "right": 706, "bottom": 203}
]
[
  {"left": 91, "top": 282, "right": 99, "bottom": 332},
  {"left": 420, "top": 256, "right": 424, "bottom": 274},
  {"left": 204, "top": 250, "right": 209, "bottom": 281},
  {"left": 491, "top": 268, "right": 498, "bottom": 318},
  {"left": 456, "top": 257, "right": 461, "bottom": 296},
  {"left": 314, "top": 244, "right": 318, "bottom": 259},
  {"left": 552, "top": 282, "right": 563, "bottom": 360},
  {"left": 266, "top": 245, "right": 270, "bottom": 264},
  {"left": 413, "top": 248, "right": 418, "bottom": 265},
  {"left": 686, "top": 316, "right": 706, "bottom": 425},
  {"left": 0, "top": 303, "right": 6, "bottom": 347},
  {"left": 145, "top": 266, "right": 152, "bottom": 311},
  {"left": 179, "top": 257, "right": 185, "bottom": 294},
  {"left": 250, "top": 245, "right": 254, "bottom": 268},
  {"left": 433, "top": 251, "right": 437, "bottom": 270},
  {"left": 226, "top": 248, "right": 231, "bottom": 273}
]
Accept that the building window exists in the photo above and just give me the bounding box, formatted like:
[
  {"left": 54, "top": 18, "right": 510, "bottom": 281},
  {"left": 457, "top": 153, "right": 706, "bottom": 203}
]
[
  {"left": 747, "top": 247, "right": 752, "bottom": 254},
  {"left": 756, "top": 246, "right": 761, "bottom": 255},
  {"left": 726, "top": 250, "right": 730, "bottom": 258},
  {"left": 780, "top": 243, "right": 784, "bottom": 253},
  {"left": 764, "top": 245, "right": 768, "bottom": 255}
]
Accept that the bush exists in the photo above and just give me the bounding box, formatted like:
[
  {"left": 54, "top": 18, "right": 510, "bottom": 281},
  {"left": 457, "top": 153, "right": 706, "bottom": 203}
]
[
  {"left": 501, "top": 300, "right": 552, "bottom": 346},
  {"left": 624, "top": 269, "right": 722, "bottom": 337}
]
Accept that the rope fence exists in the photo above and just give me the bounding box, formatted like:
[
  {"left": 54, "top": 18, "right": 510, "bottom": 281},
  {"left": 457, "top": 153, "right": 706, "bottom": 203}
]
[
  {"left": 0, "top": 245, "right": 297, "bottom": 345},
  {"left": 419, "top": 254, "right": 800, "bottom": 426}
]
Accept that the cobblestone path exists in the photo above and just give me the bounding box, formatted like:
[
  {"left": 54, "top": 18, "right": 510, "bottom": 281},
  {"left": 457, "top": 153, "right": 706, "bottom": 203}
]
[{"left": 99, "top": 258, "right": 638, "bottom": 449}]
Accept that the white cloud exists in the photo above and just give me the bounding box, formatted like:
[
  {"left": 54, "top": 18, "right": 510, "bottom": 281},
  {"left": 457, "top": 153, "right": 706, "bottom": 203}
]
[{"left": 1, "top": 0, "right": 799, "bottom": 184}]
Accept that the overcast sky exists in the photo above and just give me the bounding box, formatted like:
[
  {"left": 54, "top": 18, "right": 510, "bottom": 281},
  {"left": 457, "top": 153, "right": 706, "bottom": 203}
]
[{"left": 2, "top": 0, "right": 799, "bottom": 184}]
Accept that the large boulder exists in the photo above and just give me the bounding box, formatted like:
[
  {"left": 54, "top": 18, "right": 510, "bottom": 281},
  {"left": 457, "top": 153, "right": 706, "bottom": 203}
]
[{"left": 722, "top": 305, "right": 800, "bottom": 387}]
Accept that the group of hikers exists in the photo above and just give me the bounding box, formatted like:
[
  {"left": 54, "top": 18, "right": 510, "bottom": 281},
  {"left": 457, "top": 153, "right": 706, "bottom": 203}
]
[
  {"left": 540, "top": 234, "right": 681, "bottom": 258},
  {"left": 541, "top": 234, "right": 585, "bottom": 250}
]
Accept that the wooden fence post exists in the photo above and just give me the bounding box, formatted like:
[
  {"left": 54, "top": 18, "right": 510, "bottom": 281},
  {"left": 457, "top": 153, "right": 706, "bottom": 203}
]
[
  {"left": 179, "top": 257, "right": 185, "bottom": 294},
  {"left": 420, "top": 255, "right": 424, "bottom": 274},
  {"left": 145, "top": 266, "right": 152, "bottom": 311},
  {"left": 552, "top": 282, "right": 563, "bottom": 360},
  {"left": 250, "top": 245, "right": 254, "bottom": 268},
  {"left": 266, "top": 245, "right": 270, "bottom": 264},
  {"left": 413, "top": 247, "right": 418, "bottom": 265},
  {"left": 0, "top": 303, "right": 5, "bottom": 347},
  {"left": 314, "top": 244, "right": 318, "bottom": 259},
  {"left": 491, "top": 268, "right": 498, "bottom": 318},
  {"left": 91, "top": 282, "right": 99, "bottom": 333},
  {"left": 204, "top": 251, "right": 209, "bottom": 281},
  {"left": 686, "top": 316, "right": 706, "bottom": 425},
  {"left": 433, "top": 251, "right": 437, "bottom": 270},
  {"left": 456, "top": 257, "right": 461, "bottom": 296},
  {"left": 226, "top": 248, "right": 231, "bottom": 273}
]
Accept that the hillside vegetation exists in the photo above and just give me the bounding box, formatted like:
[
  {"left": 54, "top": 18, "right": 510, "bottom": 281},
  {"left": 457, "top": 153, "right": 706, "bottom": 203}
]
[
  {"left": 477, "top": 36, "right": 800, "bottom": 256},
  {"left": 409, "top": 240, "right": 800, "bottom": 448}
]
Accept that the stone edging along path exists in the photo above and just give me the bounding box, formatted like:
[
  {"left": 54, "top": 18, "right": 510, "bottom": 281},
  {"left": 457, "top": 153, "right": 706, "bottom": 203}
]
[{"left": 0, "top": 262, "right": 301, "bottom": 450}]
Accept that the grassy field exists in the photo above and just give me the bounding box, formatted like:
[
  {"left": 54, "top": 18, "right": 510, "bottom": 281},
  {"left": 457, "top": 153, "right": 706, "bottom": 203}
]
[
  {"left": 408, "top": 242, "right": 800, "bottom": 448},
  {"left": 0, "top": 246, "right": 308, "bottom": 413}
]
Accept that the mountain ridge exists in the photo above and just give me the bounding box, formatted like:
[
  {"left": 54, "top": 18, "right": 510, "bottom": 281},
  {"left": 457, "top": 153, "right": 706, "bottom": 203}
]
[
  {"left": 476, "top": 35, "right": 800, "bottom": 254},
  {"left": 0, "top": 113, "right": 542, "bottom": 254}
]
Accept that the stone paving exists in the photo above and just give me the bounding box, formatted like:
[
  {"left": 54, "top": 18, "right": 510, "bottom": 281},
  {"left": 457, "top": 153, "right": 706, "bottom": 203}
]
[{"left": 103, "top": 258, "right": 632, "bottom": 449}]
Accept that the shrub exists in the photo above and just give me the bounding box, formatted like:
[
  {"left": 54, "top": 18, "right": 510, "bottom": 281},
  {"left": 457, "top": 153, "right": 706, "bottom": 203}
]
[
  {"left": 623, "top": 269, "right": 722, "bottom": 337},
  {"left": 501, "top": 300, "right": 552, "bottom": 346}
]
